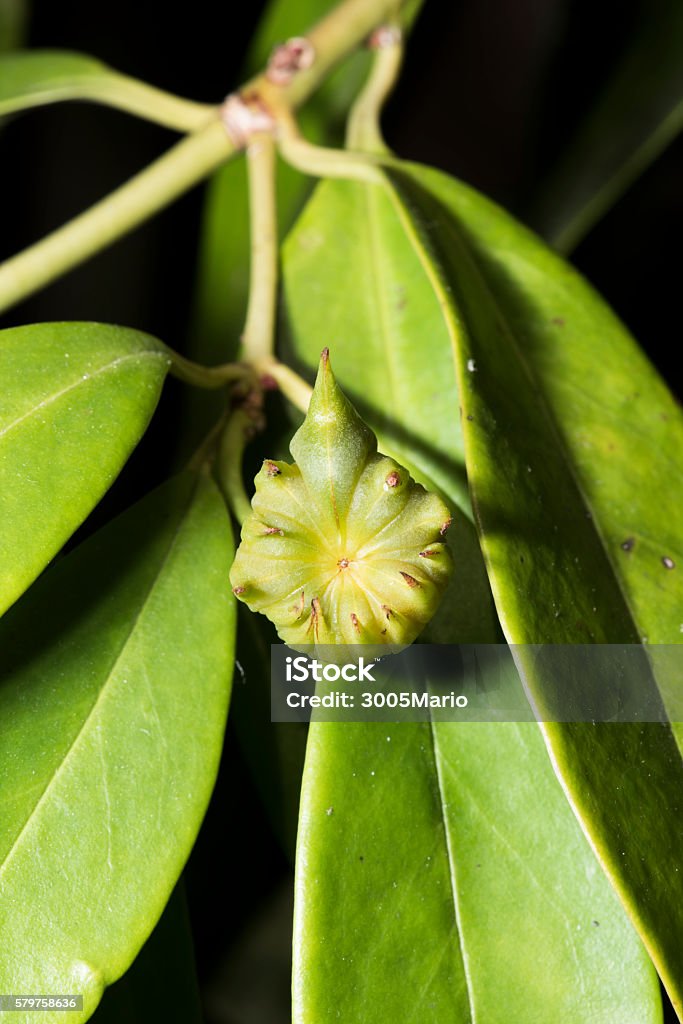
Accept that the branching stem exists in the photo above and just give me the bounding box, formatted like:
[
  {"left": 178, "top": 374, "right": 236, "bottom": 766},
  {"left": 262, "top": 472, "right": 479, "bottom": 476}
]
[
  {"left": 255, "top": 357, "right": 313, "bottom": 413},
  {"left": 0, "top": 0, "right": 407, "bottom": 317}
]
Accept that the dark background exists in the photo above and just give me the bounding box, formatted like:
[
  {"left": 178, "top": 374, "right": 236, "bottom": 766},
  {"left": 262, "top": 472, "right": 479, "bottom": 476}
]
[
  {"left": 3, "top": 0, "right": 682, "bottom": 388},
  {"left": 2, "top": 2, "right": 680, "bottom": 1021}
]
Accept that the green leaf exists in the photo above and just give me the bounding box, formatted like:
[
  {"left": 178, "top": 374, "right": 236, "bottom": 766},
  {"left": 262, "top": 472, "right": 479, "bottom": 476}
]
[
  {"left": 0, "top": 471, "right": 235, "bottom": 1022},
  {"left": 0, "top": 50, "right": 210, "bottom": 130},
  {"left": 0, "top": 322, "right": 169, "bottom": 617},
  {"left": 230, "top": 350, "right": 452, "bottom": 648},
  {"left": 382, "top": 164, "right": 683, "bottom": 1015},
  {"left": 0, "top": 0, "right": 27, "bottom": 53},
  {"left": 282, "top": 175, "right": 660, "bottom": 1020},
  {"left": 411, "top": 165, "right": 683, "bottom": 650},
  {"left": 90, "top": 885, "right": 202, "bottom": 1024},
  {"left": 531, "top": 0, "right": 683, "bottom": 251},
  {"left": 295, "top": 717, "right": 661, "bottom": 1023},
  {"left": 0, "top": 50, "right": 107, "bottom": 113},
  {"left": 282, "top": 178, "right": 470, "bottom": 513}
]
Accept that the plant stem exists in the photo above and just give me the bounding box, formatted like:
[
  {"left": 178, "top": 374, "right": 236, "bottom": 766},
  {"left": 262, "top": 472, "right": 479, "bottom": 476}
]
[
  {"left": 216, "top": 409, "right": 257, "bottom": 524},
  {"left": 240, "top": 135, "right": 278, "bottom": 363},
  {"left": 67, "top": 72, "right": 217, "bottom": 133},
  {"left": 164, "top": 347, "right": 253, "bottom": 389},
  {"left": 5, "top": 71, "right": 218, "bottom": 132},
  {"left": 256, "top": 357, "right": 313, "bottom": 413},
  {"left": 0, "top": 0, "right": 408, "bottom": 315},
  {"left": 277, "top": 113, "right": 386, "bottom": 184},
  {"left": 346, "top": 24, "right": 403, "bottom": 153},
  {"left": 256, "top": 0, "right": 407, "bottom": 112},
  {"left": 0, "top": 120, "right": 235, "bottom": 316}
]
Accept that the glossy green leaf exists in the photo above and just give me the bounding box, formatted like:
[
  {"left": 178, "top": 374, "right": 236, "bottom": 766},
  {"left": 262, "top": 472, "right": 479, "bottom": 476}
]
[
  {"left": 531, "top": 0, "right": 683, "bottom": 251},
  {"left": 0, "top": 322, "right": 169, "bottom": 617},
  {"left": 295, "top": 717, "right": 660, "bottom": 1023},
  {"left": 0, "top": 50, "right": 210, "bottom": 130},
  {"left": 381, "top": 164, "right": 683, "bottom": 1014},
  {"left": 91, "top": 885, "right": 202, "bottom": 1024},
  {"left": 407, "top": 164, "right": 683, "bottom": 650},
  {"left": 0, "top": 471, "right": 235, "bottom": 1022},
  {"left": 282, "top": 178, "right": 470, "bottom": 512},
  {"left": 283, "top": 177, "right": 660, "bottom": 1020}
]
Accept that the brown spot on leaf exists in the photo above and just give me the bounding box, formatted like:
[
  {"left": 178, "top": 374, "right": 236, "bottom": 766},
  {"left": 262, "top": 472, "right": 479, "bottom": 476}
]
[
  {"left": 621, "top": 538, "right": 635, "bottom": 552},
  {"left": 386, "top": 470, "right": 401, "bottom": 488},
  {"left": 419, "top": 549, "right": 436, "bottom": 558},
  {"left": 350, "top": 613, "right": 361, "bottom": 634},
  {"left": 440, "top": 517, "right": 452, "bottom": 536},
  {"left": 551, "top": 317, "right": 565, "bottom": 327},
  {"left": 291, "top": 590, "right": 306, "bottom": 619},
  {"left": 265, "top": 461, "right": 281, "bottom": 476},
  {"left": 338, "top": 557, "right": 350, "bottom": 569},
  {"left": 382, "top": 605, "right": 392, "bottom": 619},
  {"left": 400, "top": 572, "right": 421, "bottom": 588},
  {"left": 264, "top": 525, "right": 283, "bottom": 535},
  {"left": 233, "top": 585, "right": 246, "bottom": 595}
]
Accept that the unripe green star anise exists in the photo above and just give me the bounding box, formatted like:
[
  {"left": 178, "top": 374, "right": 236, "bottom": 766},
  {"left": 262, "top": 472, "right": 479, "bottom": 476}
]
[{"left": 229, "top": 350, "right": 453, "bottom": 649}]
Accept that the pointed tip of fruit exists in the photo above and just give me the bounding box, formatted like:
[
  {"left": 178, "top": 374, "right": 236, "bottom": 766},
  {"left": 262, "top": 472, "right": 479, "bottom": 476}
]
[{"left": 321, "top": 346, "right": 330, "bottom": 365}]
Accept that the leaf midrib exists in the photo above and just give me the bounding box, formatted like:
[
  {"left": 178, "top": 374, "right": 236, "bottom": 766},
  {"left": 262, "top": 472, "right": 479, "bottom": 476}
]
[
  {"left": 428, "top": 720, "right": 477, "bottom": 1024},
  {"left": 0, "top": 351, "right": 165, "bottom": 444},
  {"left": 0, "top": 479, "right": 196, "bottom": 886}
]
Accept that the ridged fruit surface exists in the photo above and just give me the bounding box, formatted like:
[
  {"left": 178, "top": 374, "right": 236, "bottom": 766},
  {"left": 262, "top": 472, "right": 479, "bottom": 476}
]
[{"left": 230, "top": 350, "right": 453, "bottom": 648}]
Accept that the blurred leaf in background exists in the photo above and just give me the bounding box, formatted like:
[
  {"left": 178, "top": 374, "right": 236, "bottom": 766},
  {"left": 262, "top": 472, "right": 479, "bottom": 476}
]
[
  {"left": 0, "top": 0, "right": 26, "bottom": 52},
  {"left": 531, "top": 0, "right": 683, "bottom": 252}
]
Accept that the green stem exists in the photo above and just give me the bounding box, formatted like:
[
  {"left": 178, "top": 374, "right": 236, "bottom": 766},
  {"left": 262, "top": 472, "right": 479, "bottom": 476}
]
[
  {"left": 256, "top": 0, "right": 408, "bottom": 111},
  {"left": 277, "top": 113, "right": 386, "bottom": 184},
  {"left": 65, "top": 72, "right": 217, "bottom": 133},
  {"left": 256, "top": 357, "right": 313, "bottom": 413},
  {"left": 216, "top": 409, "right": 256, "bottom": 524},
  {"left": 240, "top": 135, "right": 278, "bottom": 363},
  {"left": 346, "top": 24, "right": 403, "bottom": 152},
  {"left": 0, "top": 0, "right": 408, "bottom": 315},
  {"left": 0, "top": 119, "right": 235, "bottom": 316},
  {"left": 4, "top": 72, "right": 217, "bottom": 133},
  {"left": 164, "top": 347, "right": 253, "bottom": 389}
]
